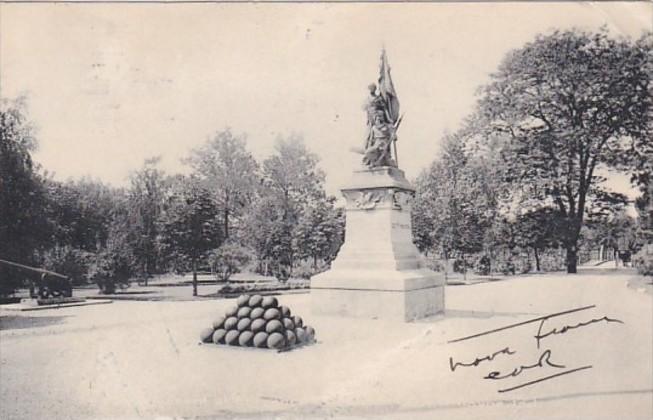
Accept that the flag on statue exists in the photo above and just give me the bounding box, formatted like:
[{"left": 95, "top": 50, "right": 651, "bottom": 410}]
[{"left": 378, "top": 49, "right": 400, "bottom": 125}]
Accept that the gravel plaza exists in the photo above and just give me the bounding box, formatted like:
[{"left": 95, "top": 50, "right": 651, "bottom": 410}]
[{"left": 1, "top": 267, "right": 651, "bottom": 419}]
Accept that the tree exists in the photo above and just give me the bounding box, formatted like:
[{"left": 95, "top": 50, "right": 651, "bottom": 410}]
[
  {"left": 128, "top": 157, "right": 167, "bottom": 283},
  {"left": 412, "top": 132, "right": 501, "bottom": 263},
  {"left": 635, "top": 174, "right": 653, "bottom": 243},
  {"left": 589, "top": 210, "right": 640, "bottom": 258},
  {"left": 185, "top": 129, "right": 259, "bottom": 241},
  {"left": 90, "top": 198, "right": 136, "bottom": 294},
  {"left": 0, "top": 97, "right": 50, "bottom": 295},
  {"left": 159, "top": 176, "right": 222, "bottom": 296},
  {"left": 292, "top": 195, "right": 344, "bottom": 269},
  {"left": 632, "top": 33, "right": 653, "bottom": 244},
  {"left": 475, "top": 29, "right": 652, "bottom": 273},
  {"left": 255, "top": 135, "right": 325, "bottom": 280},
  {"left": 44, "top": 178, "right": 117, "bottom": 253},
  {"left": 513, "top": 208, "right": 564, "bottom": 271}
]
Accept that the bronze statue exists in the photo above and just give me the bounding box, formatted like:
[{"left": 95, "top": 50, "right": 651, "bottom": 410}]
[{"left": 355, "top": 50, "right": 403, "bottom": 169}]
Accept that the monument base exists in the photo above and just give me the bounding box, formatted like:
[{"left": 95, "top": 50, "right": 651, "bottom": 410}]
[
  {"left": 311, "top": 269, "right": 444, "bottom": 322},
  {"left": 311, "top": 166, "right": 445, "bottom": 322}
]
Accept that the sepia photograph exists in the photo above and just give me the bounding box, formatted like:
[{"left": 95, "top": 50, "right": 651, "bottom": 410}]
[{"left": 1, "top": 1, "right": 652, "bottom": 419}]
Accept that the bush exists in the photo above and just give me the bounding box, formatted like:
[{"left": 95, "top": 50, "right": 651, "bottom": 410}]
[
  {"left": 475, "top": 255, "right": 491, "bottom": 275},
  {"left": 498, "top": 260, "right": 516, "bottom": 276},
  {"left": 270, "top": 262, "right": 291, "bottom": 283},
  {"left": 41, "top": 246, "right": 94, "bottom": 286},
  {"left": 453, "top": 258, "right": 467, "bottom": 274},
  {"left": 89, "top": 248, "right": 134, "bottom": 294},
  {"left": 633, "top": 248, "right": 653, "bottom": 276},
  {"left": 209, "top": 243, "right": 254, "bottom": 282}
]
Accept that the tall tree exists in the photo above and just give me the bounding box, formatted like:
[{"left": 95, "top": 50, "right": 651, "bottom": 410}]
[
  {"left": 292, "top": 195, "right": 345, "bottom": 268},
  {"left": 475, "top": 29, "right": 652, "bottom": 273},
  {"left": 0, "top": 97, "right": 50, "bottom": 294},
  {"left": 44, "top": 178, "right": 117, "bottom": 252},
  {"left": 159, "top": 176, "right": 221, "bottom": 296},
  {"left": 185, "top": 129, "right": 259, "bottom": 240},
  {"left": 247, "top": 135, "right": 327, "bottom": 279},
  {"left": 413, "top": 132, "right": 500, "bottom": 261},
  {"left": 632, "top": 33, "right": 653, "bottom": 244},
  {"left": 128, "top": 157, "right": 167, "bottom": 283}
]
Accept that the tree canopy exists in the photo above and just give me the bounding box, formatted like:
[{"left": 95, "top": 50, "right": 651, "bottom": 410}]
[{"left": 475, "top": 28, "right": 652, "bottom": 272}]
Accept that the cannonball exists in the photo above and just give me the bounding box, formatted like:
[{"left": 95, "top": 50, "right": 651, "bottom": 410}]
[
  {"left": 225, "top": 330, "right": 240, "bottom": 346},
  {"left": 263, "top": 308, "right": 281, "bottom": 321},
  {"left": 292, "top": 315, "right": 303, "bottom": 328},
  {"left": 225, "top": 306, "right": 239, "bottom": 317},
  {"left": 212, "top": 315, "right": 226, "bottom": 330},
  {"left": 248, "top": 294, "right": 263, "bottom": 308},
  {"left": 237, "top": 318, "right": 251, "bottom": 332},
  {"left": 253, "top": 332, "right": 269, "bottom": 348},
  {"left": 261, "top": 296, "right": 278, "bottom": 309},
  {"left": 294, "top": 327, "right": 307, "bottom": 343},
  {"left": 238, "top": 330, "right": 254, "bottom": 347},
  {"left": 279, "top": 305, "right": 291, "bottom": 317},
  {"left": 267, "top": 332, "right": 286, "bottom": 349},
  {"left": 265, "top": 319, "right": 284, "bottom": 334},
  {"left": 212, "top": 328, "right": 227, "bottom": 344},
  {"left": 237, "top": 294, "right": 250, "bottom": 307},
  {"left": 223, "top": 316, "right": 239, "bottom": 331},
  {"left": 250, "top": 318, "right": 267, "bottom": 334},
  {"left": 237, "top": 307, "right": 252, "bottom": 319},
  {"left": 249, "top": 307, "right": 265, "bottom": 320},
  {"left": 282, "top": 317, "right": 295, "bottom": 330},
  {"left": 200, "top": 327, "right": 214, "bottom": 343},
  {"left": 305, "top": 326, "right": 316, "bottom": 342},
  {"left": 285, "top": 329, "right": 297, "bottom": 347}
]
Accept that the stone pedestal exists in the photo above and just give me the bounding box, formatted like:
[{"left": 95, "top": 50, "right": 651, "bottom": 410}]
[{"left": 311, "top": 166, "right": 444, "bottom": 322}]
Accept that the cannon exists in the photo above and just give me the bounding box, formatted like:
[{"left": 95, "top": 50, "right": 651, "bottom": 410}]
[
  {"left": 0, "top": 258, "right": 72, "bottom": 299},
  {"left": 32, "top": 272, "right": 73, "bottom": 299}
]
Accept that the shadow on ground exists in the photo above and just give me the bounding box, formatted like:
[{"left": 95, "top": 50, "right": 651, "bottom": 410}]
[{"left": 0, "top": 315, "right": 69, "bottom": 331}]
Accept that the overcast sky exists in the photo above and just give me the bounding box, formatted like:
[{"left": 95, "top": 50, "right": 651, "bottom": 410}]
[{"left": 1, "top": 2, "right": 651, "bottom": 197}]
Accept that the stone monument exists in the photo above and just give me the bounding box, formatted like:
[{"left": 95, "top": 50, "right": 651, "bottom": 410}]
[{"left": 311, "top": 50, "right": 445, "bottom": 322}]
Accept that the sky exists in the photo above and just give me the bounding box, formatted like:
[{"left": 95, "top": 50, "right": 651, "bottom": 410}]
[{"left": 1, "top": 2, "right": 651, "bottom": 199}]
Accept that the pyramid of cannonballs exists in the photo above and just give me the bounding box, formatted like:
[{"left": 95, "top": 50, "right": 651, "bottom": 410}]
[{"left": 200, "top": 294, "right": 316, "bottom": 350}]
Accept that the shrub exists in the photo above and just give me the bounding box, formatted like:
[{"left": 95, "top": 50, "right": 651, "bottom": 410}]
[
  {"left": 498, "top": 260, "right": 516, "bottom": 276},
  {"left": 270, "top": 262, "right": 291, "bottom": 283},
  {"left": 475, "top": 255, "right": 491, "bottom": 276},
  {"left": 633, "top": 248, "right": 653, "bottom": 276},
  {"left": 41, "top": 246, "right": 94, "bottom": 286},
  {"left": 209, "top": 243, "right": 254, "bottom": 282},
  {"left": 89, "top": 248, "right": 134, "bottom": 294},
  {"left": 453, "top": 258, "right": 467, "bottom": 274}
]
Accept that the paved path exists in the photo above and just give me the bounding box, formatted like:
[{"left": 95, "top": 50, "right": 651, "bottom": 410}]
[{"left": 1, "top": 269, "right": 651, "bottom": 419}]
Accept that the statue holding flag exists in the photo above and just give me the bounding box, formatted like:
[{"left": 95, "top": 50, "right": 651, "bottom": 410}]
[{"left": 360, "top": 49, "right": 403, "bottom": 168}]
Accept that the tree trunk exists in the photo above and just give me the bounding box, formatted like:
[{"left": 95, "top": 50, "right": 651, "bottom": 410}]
[
  {"left": 533, "top": 247, "right": 541, "bottom": 272},
  {"left": 224, "top": 206, "right": 229, "bottom": 240},
  {"left": 462, "top": 252, "right": 467, "bottom": 282},
  {"left": 144, "top": 260, "right": 149, "bottom": 286},
  {"left": 192, "top": 258, "right": 198, "bottom": 297},
  {"left": 566, "top": 243, "right": 578, "bottom": 274}
]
